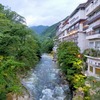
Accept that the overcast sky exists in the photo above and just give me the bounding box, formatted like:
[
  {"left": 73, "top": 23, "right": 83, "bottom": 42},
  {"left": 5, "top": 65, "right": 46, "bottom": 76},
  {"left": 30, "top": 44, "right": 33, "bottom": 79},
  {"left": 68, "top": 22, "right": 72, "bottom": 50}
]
[{"left": 0, "top": 0, "right": 87, "bottom": 26}]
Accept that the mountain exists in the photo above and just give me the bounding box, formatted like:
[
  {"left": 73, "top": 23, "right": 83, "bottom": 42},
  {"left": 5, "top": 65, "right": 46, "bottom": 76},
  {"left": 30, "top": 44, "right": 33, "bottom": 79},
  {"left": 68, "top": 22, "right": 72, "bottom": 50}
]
[
  {"left": 41, "top": 23, "right": 59, "bottom": 38},
  {"left": 30, "top": 16, "right": 69, "bottom": 37},
  {"left": 30, "top": 25, "right": 49, "bottom": 35}
]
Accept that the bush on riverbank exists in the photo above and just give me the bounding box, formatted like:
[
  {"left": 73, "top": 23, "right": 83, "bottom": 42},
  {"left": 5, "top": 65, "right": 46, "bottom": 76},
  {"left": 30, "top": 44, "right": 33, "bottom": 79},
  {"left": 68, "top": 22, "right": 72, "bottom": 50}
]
[
  {"left": 0, "top": 4, "right": 41, "bottom": 99},
  {"left": 57, "top": 41, "right": 88, "bottom": 99},
  {"left": 85, "top": 76, "right": 100, "bottom": 100},
  {"left": 57, "top": 42, "right": 84, "bottom": 86}
]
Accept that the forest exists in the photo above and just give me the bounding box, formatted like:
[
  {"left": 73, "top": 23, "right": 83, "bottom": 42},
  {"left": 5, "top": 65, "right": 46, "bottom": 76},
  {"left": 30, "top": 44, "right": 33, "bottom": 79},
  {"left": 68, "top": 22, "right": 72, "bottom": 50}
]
[{"left": 0, "top": 4, "right": 41, "bottom": 99}]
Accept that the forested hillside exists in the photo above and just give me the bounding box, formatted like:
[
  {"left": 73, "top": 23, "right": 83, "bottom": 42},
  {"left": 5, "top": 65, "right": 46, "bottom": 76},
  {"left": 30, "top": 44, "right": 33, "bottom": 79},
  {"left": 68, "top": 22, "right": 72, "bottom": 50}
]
[
  {"left": 41, "top": 23, "right": 59, "bottom": 38},
  {"left": 0, "top": 4, "right": 41, "bottom": 99},
  {"left": 30, "top": 25, "right": 48, "bottom": 35}
]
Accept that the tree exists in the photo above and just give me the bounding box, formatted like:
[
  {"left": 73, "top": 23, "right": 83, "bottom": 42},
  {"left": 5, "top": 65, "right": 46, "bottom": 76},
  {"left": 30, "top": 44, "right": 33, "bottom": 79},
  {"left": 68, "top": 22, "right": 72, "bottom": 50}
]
[
  {"left": 0, "top": 3, "right": 41, "bottom": 99},
  {"left": 4, "top": 7, "right": 26, "bottom": 24},
  {"left": 41, "top": 37, "right": 54, "bottom": 53},
  {"left": 57, "top": 41, "right": 85, "bottom": 89}
]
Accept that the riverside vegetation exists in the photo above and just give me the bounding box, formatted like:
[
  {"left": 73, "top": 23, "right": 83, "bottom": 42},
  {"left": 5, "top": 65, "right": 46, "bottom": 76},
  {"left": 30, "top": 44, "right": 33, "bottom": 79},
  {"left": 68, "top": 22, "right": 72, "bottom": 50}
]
[
  {"left": 41, "top": 37, "right": 54, "bottom": 53},
  {"left": 57, "top": 41, "right": 92, "bottom": 100},
  {"left": 0, "top": 4, "right": 41, "bottom": 99}
]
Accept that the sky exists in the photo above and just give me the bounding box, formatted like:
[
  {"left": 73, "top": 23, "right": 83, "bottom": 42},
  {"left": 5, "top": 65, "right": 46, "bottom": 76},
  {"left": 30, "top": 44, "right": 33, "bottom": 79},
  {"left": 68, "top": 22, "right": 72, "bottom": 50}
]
[{"left": 0, "top": 0, "right": 87, "bottom": 26}]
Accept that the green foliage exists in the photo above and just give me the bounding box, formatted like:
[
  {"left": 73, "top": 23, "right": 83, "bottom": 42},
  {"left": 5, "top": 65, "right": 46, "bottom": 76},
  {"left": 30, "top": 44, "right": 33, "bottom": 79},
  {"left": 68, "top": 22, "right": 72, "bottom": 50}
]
[
  {"left": 41, "top": 23, "right": 59, "bottom": 38},
  {"left": 30, "top": 25, "right": 48, "bottom": 35},
  {"left": 57, "top": 41, "right": 85, "bottom": 89},
  {"left": 73, "top": 95, "right": 83, "bottom": 100},
  {"left": 4, "top": 7, "right": 26, "bottom": 24},
  {"left": 85, "top": 76, "right": 100, "bottom": 100},
  {"left": 57, "top": 41, "right": 80, "bottom": 73},
  {"left": 57, "top": 41, "right": 92, "bottom": 100},
  {"left": 41, "top": 37, "right": 54, "bottom": 53},
  {"left": 0, "top": 56, "right": 23, "bottom": 94},
  {"left": 0, "top": 3, "right": 41, "bottom": 99},
  {"left": 83, "top": 48, "right": 100, "bottom": 57},
  {"left": 72, "top": 74, "right": 86, "bottom": 89},
  {"left": 83, "top": 86, "right": 90, "bottom": 99}
]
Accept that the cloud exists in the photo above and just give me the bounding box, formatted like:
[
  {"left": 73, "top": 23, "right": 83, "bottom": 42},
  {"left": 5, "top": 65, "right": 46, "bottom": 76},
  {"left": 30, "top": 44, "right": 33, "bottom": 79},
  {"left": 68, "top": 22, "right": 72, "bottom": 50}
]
[{"left": 0, "top": 0, "right": 87, "bottom": 26}]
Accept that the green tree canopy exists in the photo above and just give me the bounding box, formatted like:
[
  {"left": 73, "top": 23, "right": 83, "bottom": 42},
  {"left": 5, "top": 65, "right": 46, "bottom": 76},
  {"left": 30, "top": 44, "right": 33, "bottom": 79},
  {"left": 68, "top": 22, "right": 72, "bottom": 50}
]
[
  {"left": 57, "top": 41, "right": 85, "bottom": 89},
  {"left": 0, "top": 3, "right": 41, "bottom": 99}
]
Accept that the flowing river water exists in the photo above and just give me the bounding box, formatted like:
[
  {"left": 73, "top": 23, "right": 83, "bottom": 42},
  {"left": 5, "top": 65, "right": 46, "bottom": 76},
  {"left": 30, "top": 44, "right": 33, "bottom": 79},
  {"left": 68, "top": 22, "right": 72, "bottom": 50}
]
[{"left": 22, "top": 54, "right": 71, "bottom": 100}]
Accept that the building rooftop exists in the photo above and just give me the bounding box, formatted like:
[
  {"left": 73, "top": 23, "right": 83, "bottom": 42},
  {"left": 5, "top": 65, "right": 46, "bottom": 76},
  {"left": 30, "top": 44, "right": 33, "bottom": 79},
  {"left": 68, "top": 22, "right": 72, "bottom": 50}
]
[
  {"left": 85, "top": 0, "right": 93, "bottom": 7},
  {"left": 70, "top": 3, "right": 86, "bottom": 18},
  {"left": 70, "top": 0, "right": 93, "bottom": 18}
]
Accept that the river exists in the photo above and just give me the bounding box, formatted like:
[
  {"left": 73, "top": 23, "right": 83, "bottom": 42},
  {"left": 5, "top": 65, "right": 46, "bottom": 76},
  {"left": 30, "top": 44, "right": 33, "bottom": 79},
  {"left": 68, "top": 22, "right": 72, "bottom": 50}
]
[{"left": 22, "top": 54, "right": 71, "bottom": 100}]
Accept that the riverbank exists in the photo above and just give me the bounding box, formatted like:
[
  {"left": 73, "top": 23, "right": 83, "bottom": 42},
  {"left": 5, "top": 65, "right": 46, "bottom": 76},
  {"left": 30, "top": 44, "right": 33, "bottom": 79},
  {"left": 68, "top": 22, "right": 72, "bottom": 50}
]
[{"left": 6, "top": 80, "right": 33, "bottom": 100}]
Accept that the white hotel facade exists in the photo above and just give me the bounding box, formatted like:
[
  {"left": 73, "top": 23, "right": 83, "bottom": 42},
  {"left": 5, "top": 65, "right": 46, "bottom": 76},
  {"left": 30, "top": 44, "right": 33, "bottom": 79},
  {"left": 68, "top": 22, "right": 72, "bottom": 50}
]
[{"left": 54, "top": 0, "right": 100, "bottom": 77}]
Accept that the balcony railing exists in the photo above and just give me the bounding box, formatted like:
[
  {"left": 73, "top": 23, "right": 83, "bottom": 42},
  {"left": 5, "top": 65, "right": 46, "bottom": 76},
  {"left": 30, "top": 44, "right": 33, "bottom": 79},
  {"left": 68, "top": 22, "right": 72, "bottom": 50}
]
[
  {"left": 63, "top": 33, "right": 78, "bottom": 41},
  {"left": 86, "top": 31, "right": 100, "bottom": 36},
  {"left": 87, "top": 13, "right": 100, "bottom": 24},
  {"left": 83, "top": 26, "right": 88, "bottom": 31},
  {"left": 86, "top": 0, "right": 100, "bottom": 16},
  {"left": 56, "top": 30, "right": 63, "bottom": 36},
  {"left": 83, "top": 20, "right": 88, "bottom": 26},
  {"left": 93, "top": 24, "right": 100, "bottom": 29},
  {"left": 84, "top": 49, "right": 100, "bottom": 58}
]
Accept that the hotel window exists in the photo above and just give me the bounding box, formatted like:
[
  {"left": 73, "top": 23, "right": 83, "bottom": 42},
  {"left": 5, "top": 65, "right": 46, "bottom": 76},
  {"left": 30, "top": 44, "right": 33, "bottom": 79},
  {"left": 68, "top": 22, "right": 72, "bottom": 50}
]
[
  {"left": 95, "top": 68, "right": 100, "bottom": 75},
  {"left": 67, "top": 29, "right": 69, "bottom": 33},
  {"left": 89, "top": 15, "right": 92, "bottom": 20},
  {"left": 90, "top": 66, "right": 93, "bottom": 72},
  {"left": 75, "top": 23, "right": 79, "bottom": 29},
  {"left": 72, "top": 26, "right": 74, "bottom": 30},
  {"left": 86, "top": 8, "right": 89, "bottom": 12},
  {"left": 95, "top": 41, "right": 100, "bottom": 49},
  {"left": 94, "top": 0, "right": 98, "bottom": 4},
  {"left": 69, "top": 28, "right": 71, "bottom": 31},
  {"left": 98, "top": 63, "right": 100, "bottom": 66},
  {"left": 70, "top": 27, "right": 72, "bottom": 31},
  {"left": 81, "top": 7, "right": 84, "bottom": 10},
  {"left": 91, "top": 4, "right": 93, "bottom": 8},
  {"left": 89, "top": 42, "right": 94, "bottom": 48},
  {"left": 95, "top": 29, "right": 100, "bottom": 34}
]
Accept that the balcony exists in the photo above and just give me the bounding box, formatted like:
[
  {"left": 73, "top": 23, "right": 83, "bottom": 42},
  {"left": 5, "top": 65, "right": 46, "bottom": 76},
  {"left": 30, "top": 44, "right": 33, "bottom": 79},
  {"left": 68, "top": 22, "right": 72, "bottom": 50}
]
[
  {"left": 86, "top": 54, "right": 100, "bottom": 77},
  {"left": 93, "top": 24, "right": 100, "bottom": 29},
  {"left": 62, "top": 33, "right": 78, "bottom": 42},
  {"left": 83, "top": 20, "right": 89, "bottom": 31},
  {"left": 86, "top": 31, "right": 100, "bottom": 40},
  {"left": 83, "top": 20, "right": 88, "bottom": 26},
  {"left": 56, "top": 30, "right": 63, "bottom": 36},
  {"left": 88, "top": 13, "right": 100, "bottom": 24},
  {"left": 62, "top": 25, "right": 68, "bottom": 32},
  {"left": 84, "top": 49, "right": 100, "bottom": 58},
  {"left": 86, "top": 0, "right": 100, "bottom": 16}
]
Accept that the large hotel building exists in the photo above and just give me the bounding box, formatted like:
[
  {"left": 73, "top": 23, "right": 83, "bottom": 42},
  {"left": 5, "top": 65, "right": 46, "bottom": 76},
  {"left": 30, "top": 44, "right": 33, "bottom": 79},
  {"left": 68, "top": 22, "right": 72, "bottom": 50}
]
[{"left": 54, "top": 0, "right": 100, "bottom": 77}]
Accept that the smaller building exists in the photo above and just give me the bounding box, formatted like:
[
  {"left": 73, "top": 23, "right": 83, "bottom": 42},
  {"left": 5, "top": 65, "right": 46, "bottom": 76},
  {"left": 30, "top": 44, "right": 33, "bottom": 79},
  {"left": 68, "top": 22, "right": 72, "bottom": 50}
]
[
  {"left": 84, "top": 0, "right": 100, "bottom": 77},
  {"left": 86, "top": 55, "right": 100, "bottom": 77}
]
